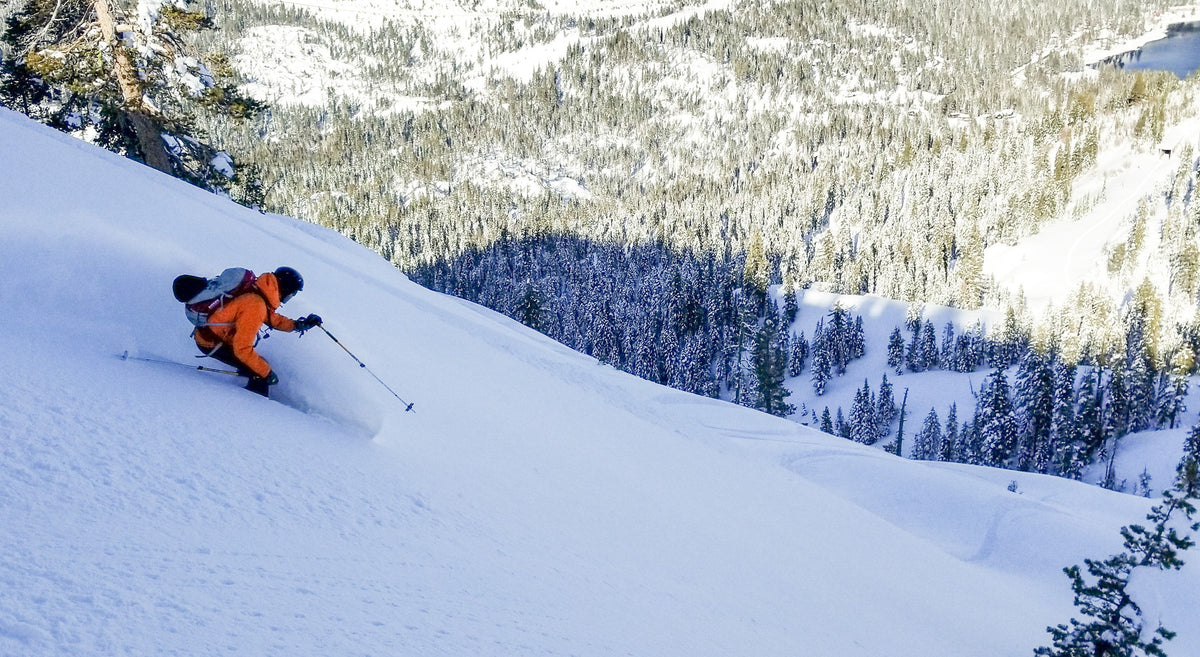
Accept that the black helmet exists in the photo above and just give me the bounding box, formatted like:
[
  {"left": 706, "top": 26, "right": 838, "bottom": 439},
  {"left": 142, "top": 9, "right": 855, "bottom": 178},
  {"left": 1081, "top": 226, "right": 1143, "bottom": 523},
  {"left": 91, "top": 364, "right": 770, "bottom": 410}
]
[{"left": 274, "top": 266, "right": 303, "bottom": 302}]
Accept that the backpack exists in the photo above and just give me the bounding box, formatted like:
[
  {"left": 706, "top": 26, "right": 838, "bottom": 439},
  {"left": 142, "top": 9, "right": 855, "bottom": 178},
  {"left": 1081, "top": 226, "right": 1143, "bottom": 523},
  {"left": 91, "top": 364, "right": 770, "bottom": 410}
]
[{"left": 173, "top": 267, "right": 258, "bottom": 328}]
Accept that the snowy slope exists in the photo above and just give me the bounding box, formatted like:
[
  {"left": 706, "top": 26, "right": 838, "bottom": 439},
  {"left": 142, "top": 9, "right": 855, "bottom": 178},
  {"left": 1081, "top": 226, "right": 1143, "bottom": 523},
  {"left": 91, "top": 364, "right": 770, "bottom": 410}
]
[
  {"left": 1, "top": 106, "right": 1198, "bottom": 656},
  {"left": 985, "top": 115, "right": 1200, "bottom": 313}
]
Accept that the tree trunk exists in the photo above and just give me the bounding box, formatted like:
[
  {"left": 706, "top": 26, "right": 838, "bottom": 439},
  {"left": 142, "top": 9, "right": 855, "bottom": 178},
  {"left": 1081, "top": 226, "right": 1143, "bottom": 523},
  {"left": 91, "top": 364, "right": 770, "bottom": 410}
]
[
  {"left": 93, "top": 0, "right": 173, "bottom": 174},
  {"left": 894, "top": 388, "right": 909, "bottom": 456}
]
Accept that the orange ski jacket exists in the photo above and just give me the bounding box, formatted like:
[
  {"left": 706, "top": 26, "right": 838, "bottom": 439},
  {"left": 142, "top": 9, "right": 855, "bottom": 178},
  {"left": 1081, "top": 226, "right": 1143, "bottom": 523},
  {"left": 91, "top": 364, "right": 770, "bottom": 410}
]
[{"left": 193, "top": 272, "right": 298, "bottom": 378}]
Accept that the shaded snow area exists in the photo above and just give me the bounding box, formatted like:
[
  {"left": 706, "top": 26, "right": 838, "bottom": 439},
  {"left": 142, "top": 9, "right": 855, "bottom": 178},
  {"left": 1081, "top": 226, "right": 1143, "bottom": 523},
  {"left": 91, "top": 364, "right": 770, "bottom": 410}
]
[{"left": 1, "top": 107, "right": 1199, "bottom": 655}]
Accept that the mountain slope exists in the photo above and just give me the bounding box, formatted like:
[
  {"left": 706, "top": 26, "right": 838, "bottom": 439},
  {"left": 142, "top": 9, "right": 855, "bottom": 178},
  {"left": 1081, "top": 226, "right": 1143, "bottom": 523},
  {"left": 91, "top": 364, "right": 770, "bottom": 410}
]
[{"left": 1, "top": 107, "right": 1197, "bottom": 656}]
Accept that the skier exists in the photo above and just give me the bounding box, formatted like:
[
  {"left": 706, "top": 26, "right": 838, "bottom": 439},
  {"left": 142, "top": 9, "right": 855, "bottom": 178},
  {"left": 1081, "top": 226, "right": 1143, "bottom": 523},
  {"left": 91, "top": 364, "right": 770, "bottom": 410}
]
[{"left": 193, "top": 266, "right": 322, "bottom": 397}]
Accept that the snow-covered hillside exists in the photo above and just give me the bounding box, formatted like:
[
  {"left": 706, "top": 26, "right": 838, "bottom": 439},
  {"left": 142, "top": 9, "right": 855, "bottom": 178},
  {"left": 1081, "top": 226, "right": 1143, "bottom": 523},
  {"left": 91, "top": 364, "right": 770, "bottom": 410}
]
[{"left": 1, "top": 107, "right": 1198, "bottom": 655}]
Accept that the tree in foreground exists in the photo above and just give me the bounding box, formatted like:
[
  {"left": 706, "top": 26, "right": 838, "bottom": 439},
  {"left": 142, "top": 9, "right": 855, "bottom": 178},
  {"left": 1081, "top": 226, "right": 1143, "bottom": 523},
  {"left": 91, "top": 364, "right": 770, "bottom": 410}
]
[
  {"left": 1035, "top": 458, "right": 1199, "bottom": 657},
  {"left": 2, "top": 0, "right": 262, "bottom": 195}
]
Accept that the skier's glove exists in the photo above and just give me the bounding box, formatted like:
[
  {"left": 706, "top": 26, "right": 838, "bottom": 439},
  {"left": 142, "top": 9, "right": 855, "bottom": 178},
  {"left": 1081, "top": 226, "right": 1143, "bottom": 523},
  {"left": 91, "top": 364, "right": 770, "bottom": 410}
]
[
  {"left": 260, "top": 370, "right": 279, "bottom": 386},
  {"left": 295, "top": 314, "right": 322, "bottom": 331}
]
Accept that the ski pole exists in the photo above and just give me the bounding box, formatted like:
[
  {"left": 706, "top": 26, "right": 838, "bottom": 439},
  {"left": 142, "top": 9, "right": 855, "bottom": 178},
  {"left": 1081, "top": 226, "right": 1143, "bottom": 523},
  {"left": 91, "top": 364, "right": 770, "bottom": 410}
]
[
  {"left": 119, "top": 351, "right": 242, "bottom": 376},
  {"left": 318, "top": 326, "right": 415, "bottom": 412}
]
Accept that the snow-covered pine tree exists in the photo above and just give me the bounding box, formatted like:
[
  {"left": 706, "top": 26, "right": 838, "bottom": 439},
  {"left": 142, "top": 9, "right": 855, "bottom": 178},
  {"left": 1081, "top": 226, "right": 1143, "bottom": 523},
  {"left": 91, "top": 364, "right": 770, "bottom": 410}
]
[
  {"left": 782, "top": 282, "right": 798, "bottom": 325},
  {"left": 1102, "top": 362, "right": 1130, "bottom": 488},
  {"left": 905, "top": 325, "right": 926, "bottom": 373},
  {"left": 850, "top": 315, "right": 866, "bottom": 360},
  {"left": 920, "top": 320, "right": 939, "bottom": 370},
  {"left": 1123, "top": 288, "right": 1159, "bottom": 434},
  {"left": 988, "top": 306, "right": 1027, "bottom": 369},
  {"left": 1, "top": 0, "right": 261, "bottom": 192},
  {"left": 1036, "top": 458, "right": 1200, "bottom": 657},
  {"left": 940, "top": 403, "right": 959, "bottom": 462},
  {"left": 976, "top": 368, "right": 1019, "bottom": 468},
  {"left": 912, "top": 408, "right": 942, "bottom": 461},
  {"left": 820, "top": 406, "right": 834, "bottom": 435},
  {"left": 743, "top": 229, "right": 770, "bottom": 299},
  {"left": 887, "top": 327, "right": 905, "bottom": 376},
  {"left": 1076, "top": 368, "right": 1106, "bottom": 466},
  {"left": 1015, "top": 350, "right": 1054, "bottom": 473},
  {"left": 788, "top": 330, "right": 807, "bottom": 377},
  {"left": 1153, "top": 372, "right": 1184, "bottom": 430},
  {"left": 515, "top": 282, "right": 545, "bottom": 332},
  {"left": 810, "top": 318, "right": 832, "bottom": 396},
  {"left": 904, "top": 303, "right": 922, "bottom": 333},
  {"left": 876, "top": 374, "right": 897, "bottom": 441},
  {"left": 1050, "top": 361, "right": 1081, "bottom": 478},
  {"left": 849, "top": 379, "right": 877, "bottom": 445},
  {"left": 958, "top": 417, "right": 981, "bottom": 465},
  {"left": 963, "top": 321, "right": 987, "bottom": 372},
  {"left": 753, "top": 315, "right": 793, "bottom": 417},
  {"left": 828, "top": 303, "right": 851, "bottom": 374},
  {"left": 1184, "top": 424, "right": 1200, "bottom": 464},
  {"left": 941, "top": 323, "right": 956, "bottom": 369},
  {"left": 1125, "top": 348, "right": 1155, "bottom": 435}
]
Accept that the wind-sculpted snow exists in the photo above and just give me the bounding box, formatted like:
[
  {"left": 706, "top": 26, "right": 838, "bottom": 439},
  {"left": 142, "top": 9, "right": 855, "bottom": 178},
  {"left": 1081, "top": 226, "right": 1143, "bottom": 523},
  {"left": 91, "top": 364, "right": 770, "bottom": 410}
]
[{"left": 1, "top": 107, "right": 1198, "bottom": 656}]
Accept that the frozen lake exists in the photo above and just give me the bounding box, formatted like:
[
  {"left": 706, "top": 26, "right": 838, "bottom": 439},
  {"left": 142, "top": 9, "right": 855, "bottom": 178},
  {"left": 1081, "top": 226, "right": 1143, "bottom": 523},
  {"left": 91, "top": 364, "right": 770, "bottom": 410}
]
[{"left": 1108, "top": 21, "right": 1200, "bottom": 78}]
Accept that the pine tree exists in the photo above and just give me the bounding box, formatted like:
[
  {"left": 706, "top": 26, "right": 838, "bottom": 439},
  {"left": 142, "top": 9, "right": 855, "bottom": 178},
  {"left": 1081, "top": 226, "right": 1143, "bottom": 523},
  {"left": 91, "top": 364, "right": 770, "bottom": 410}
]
[
  {"left": 1153, "top": 373, "right": 1180, "bottom": 430},
  {"left": 941, "top": 403, "right": 960, "bottom": 462},
  {"left": 912, "top": 408, "right": 943, "bottom": 460},
  {"left": 810, "top": 319, "right": 832, "bottom": 396},
  {"left": 1102, "top": 363, "right": 1130, "bottom": 488},
  {"left": 1036, "top": 459, "right": 1200, "bottom": 657},
  {"left": 850, "top": 379, "right": 877, "bottom": 444},
  {"left": 820, "top": 406, "right": 834, "bottom": 435},
  {"left": 1184, "top": 425, "right": 1200, "bottom": 463},
  {"left": 904, "top": 303, "right": 922, "bottom": 333},
  {"left": 782, "top": 282, "right": 799, "bottom": 325},
  {"left": 835, "top": 407, "right": 850, "bottom": 440},
  {"left": 887, "top": 327, "right": 905, "bottom": 375},
  {"left": 743, "top": 229, "right": 770, "bottom": 298},
  {"left": 829, "top": 303, "right": 851, "bottom": 374},
  {"left": 1124, "top": 304, "right": 1156, "bottom": 434},
  {"left": 1050, "top": 362, "right": 1081, "bottom": 478},
  {"left": 906, "top": 326, "right": 926, "bottom": 372},
  {"left": 941, "top": 323, "right": 957, "bottom": 369},
  {"left": 1076, "top": 369, "right": 1106, "bottom": 465},
  {"left": 788, "top": 330, "right": 808, "bottom": 377},
  {"left": 515, "top": 282, "right": 545, "bottom": 332},
  {"left": 976, "top": 368, "right": 1019, "bottom": 468},
  {"left": 921, "top": 320, "right": 939, "bottom": 370},
  {"left": 876, "top": 374, "right": 897, "bottom": 441},
  {"left": 2, "top": 0, "right": 262, "bottom": 190},
  {"left": 963, "top": 321, "right": 987, "bottom": 372},
  {"left": 1126, "top": 350, "right": 1155, "bottom": 435},
  {"left": 1155, "top": 343, "right": 1193, "bottom": 430},
  {"left": 958, "top": 417, "right": 981, "bottom": 465},
  {"left": 753, "top": 315, "right": 793, "bottom": 417},
  {"left": 1015, "top": 351, "right": 1054, "bottom": 472},
  {"left": 988, "top": 306, "right": 1027, "bottom": 369},
  {"left": 849, "top": 315, "right": 866, "bottom": 360}
]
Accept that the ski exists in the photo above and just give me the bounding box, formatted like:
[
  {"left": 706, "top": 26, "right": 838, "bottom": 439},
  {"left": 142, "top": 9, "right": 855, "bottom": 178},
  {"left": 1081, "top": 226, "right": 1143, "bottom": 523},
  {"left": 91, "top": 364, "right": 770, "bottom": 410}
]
[{"left": 118, "top": 351, "right": 242, "bottom": 376}]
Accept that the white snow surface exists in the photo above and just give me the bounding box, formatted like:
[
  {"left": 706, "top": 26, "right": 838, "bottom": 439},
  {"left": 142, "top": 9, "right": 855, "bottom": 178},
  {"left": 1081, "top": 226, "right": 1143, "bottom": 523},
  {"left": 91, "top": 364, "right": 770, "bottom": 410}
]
[{"left": 2, "top": 106, "right": 1199, "bottom": 655}]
